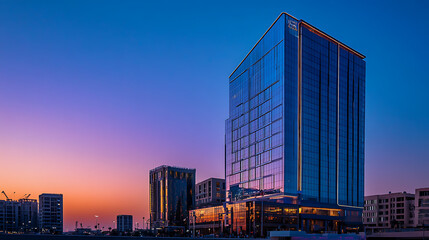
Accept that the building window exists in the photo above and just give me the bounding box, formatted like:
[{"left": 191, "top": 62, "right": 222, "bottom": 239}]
[{"left": 419, "top": 191, "right": 429, "bottom": 196}]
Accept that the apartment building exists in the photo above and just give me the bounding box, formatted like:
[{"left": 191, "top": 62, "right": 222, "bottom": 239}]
[
  {"left": 363, "top": 192, "right": 415, "bottom": 232},
  {"left": 415, "top": 187, "right": 429, "bottom": 227},
  {"left": 39, "top": 193, "right": 63, "bottom": 234},
  {"left": 195, "top": 178, "right": 225, "bottom": 208}
]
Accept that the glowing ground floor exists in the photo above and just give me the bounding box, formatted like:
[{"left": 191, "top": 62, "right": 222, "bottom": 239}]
[{"left": 189, "top": 197, "right": 363, "bottom": 238}]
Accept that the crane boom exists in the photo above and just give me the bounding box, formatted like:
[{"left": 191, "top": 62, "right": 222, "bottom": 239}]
[{"left": 1, "top": 191, "right": 10, "bottom": 200}]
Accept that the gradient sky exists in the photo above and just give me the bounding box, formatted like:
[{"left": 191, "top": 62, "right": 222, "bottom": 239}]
[{"left": 1, "top": 0, "right": 428, "bottom": 232}]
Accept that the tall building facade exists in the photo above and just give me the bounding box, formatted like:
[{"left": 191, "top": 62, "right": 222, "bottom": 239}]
[
  {"left": 18, "top": 199, "right": 38, "bottom": 232},
  {"left": 117, "top": 215, "right": 133, "bottom": 232},
  {"left": 39, "top": 193, "right": 63, "bottom": 234},
  {"left": 190, "top": 12, "right": 365, "bottom": 238},
  {"left": 225, "top": 12, "right": 365, "bottom": 207},
  {"left": 149, "top": 165, "right": 195, "bottom": 229},
  {"left": 196, "top": 178, "right": 226, "bottom": 208}
]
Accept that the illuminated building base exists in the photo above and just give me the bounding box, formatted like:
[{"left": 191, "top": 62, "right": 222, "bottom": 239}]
[{"left": 189, "top": 196, "right": 362, "bottom": 238}]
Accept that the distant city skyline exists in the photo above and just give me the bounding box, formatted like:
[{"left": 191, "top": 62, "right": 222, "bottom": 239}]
[{"left": 1, "top": 0, "right": 428, "bottom": 232}]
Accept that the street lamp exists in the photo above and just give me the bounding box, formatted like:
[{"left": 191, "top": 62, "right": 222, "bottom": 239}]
[
  {"left": 192, "top": 212, "right": 196, "bottom": 238},
  {"left": 95, "top": 215, "right": 99, "bottom": 231},
  {"left": 423, "top": 219, "right": 428, "bottom": 239},
  {"left": 213, "top": 207, "right": 215, "bottom": 238}
]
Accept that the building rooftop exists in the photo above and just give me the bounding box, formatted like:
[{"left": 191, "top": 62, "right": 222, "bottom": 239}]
[
  {"left": 197, "top": 177, "right": 225, "bottom": 184},
  {"left": 364, "top": 191, "right": 415, "bottom": 198},
  {"left": 150, "top": 165, "right": 196, "bottom": 173},
  {"left": 230, "top": 12, "right": 365, "bottom": 78},
  {"left": 39, "top": 193, "right": 63, "bottom": 197}
]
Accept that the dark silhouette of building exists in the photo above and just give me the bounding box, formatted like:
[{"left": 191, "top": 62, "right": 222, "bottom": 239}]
[
  {"left": 117, "top": 215, "right": 133, "bottom": 233},
  {"left": 0, "top": 196, "right": 38, "bottom": 233},
  {"left": 0, "top": 200, "right": 19, "bottom": 233},
  {"left": 39, "top": 193, "right": 63, "bottom": 234},
  {"left": 18, "top": 198, "right": 38, "bottom": 232},
  {"left": 149, "top": 165, "right": 195, "bottom": 229}
]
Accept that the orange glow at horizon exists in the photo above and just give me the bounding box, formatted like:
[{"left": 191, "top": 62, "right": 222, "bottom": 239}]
[
  {"left": 0, "top": 146, "right": 151, "bottom": 231},
  {"left": 0, "top": 107, "right": 224, "bottom": 231}
]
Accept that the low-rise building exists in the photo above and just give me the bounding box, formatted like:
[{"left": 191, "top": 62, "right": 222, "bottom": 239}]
[
  {"left": 117, "top": 215, "right": 133, "bottom": 233},
  {"left": 363, "top": 192, "right": 415, "bottom": 233},
  {"left": 196, "top": 178, "right": 225, "bottom": 208},
  {"left": 415, "top": 187, "right": 429, "bottom": 227}
]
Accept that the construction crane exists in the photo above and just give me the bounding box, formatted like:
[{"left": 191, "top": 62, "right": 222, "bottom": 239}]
[
  {"left": 20, "top": 194, "right": 31, "bottom": 200},
  {"left": 1, "top": 191, "right": 11, "bottom": 200}
]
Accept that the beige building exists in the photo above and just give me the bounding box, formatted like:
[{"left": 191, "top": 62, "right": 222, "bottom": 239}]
[
  {"left": 414, "top": 187, "right": 429, "bottom": 227},
  {"left": 363, "top": 191, "right": 415, "bottom": 232},
  {"left": 195, "top": 178, "right": 225, "bottom": 208}
]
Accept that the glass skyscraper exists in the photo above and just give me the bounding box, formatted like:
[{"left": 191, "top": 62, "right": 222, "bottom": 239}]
[
  {"left": 225, "top": 12, "right": 365, "bottom": 209},
  {"left": 190, "top": 12, "right": 365, "bottom": 237}
]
